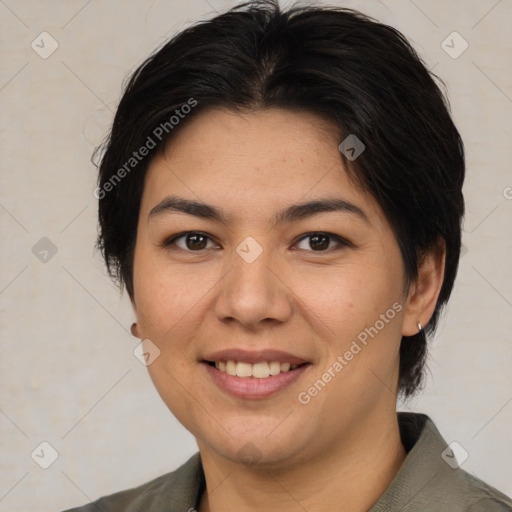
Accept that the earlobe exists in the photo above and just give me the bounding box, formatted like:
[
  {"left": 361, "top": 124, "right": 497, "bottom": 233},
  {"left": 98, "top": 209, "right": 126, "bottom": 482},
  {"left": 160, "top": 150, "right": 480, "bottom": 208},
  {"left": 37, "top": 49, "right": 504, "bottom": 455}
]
[
  {"left": 402, "top": 242, "right": 446, "bottom": 337},
  {"left": 130, "top": 291, "right": 140, "bottom": 338},
  {"left": 130, "top": 322, "right": 140, "bottom": 338}
]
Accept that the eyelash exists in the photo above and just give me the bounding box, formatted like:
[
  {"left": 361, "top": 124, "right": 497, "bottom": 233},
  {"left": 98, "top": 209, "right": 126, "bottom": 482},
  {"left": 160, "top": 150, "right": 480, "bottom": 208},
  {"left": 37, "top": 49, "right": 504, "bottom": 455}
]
[{"left": 160, "top": 231, "right": 352, "bottom": 254}]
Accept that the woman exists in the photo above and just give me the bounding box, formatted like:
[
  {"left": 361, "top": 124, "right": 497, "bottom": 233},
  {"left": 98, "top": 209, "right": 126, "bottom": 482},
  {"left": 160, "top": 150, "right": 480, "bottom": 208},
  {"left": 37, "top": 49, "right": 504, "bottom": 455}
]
[{"left": 64, "top": 1, "right": 512, "bottom": 510}]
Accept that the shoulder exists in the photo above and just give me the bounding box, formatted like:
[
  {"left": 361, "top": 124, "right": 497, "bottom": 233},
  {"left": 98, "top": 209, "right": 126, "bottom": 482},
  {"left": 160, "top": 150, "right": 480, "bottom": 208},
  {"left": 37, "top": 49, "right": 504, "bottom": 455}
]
[
  {"left": 452, "top": 469, "right": 512, "bottom": 511},
  {"left": 371, "top": 413, "right": 512, "bottom": 511},
  {"left": 59, "top": 453, "right": 203, "bottom": 512}
]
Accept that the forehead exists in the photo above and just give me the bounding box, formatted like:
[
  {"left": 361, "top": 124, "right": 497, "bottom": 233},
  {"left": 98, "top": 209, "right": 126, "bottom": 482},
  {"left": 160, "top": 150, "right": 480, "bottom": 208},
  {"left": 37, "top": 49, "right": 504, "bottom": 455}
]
[{"left": 141, "top": 108, "right": 381, "bottom": 223}]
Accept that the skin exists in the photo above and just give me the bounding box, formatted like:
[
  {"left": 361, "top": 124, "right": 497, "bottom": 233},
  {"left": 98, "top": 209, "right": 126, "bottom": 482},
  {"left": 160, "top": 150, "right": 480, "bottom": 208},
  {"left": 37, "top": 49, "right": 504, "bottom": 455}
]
[{"left": 130, "top": 108, "right": 445, "bottom": 511}]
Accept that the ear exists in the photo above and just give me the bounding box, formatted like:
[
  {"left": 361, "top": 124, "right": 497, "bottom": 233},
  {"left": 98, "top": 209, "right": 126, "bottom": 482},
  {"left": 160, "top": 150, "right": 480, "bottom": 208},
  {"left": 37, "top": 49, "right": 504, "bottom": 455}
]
[
  {"left": 402, "top": 240, "right": 446, "bottom": 336},
  {"left": 130, "top": 296, "right": 141, "bottom": 339}
]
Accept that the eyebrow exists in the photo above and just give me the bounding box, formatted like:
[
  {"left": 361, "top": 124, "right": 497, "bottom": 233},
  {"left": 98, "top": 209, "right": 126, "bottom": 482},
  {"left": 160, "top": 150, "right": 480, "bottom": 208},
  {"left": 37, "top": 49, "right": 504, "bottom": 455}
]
[{"left": 148, "top": 195, "right": 370, "bottom": 226}]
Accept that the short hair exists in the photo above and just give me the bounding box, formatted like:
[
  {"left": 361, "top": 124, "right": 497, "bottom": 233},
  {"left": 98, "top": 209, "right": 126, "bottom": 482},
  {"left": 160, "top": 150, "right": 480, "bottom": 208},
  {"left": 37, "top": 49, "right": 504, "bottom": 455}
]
[{"left": 94, "top": 0, "right": 465, "bottom": 398}]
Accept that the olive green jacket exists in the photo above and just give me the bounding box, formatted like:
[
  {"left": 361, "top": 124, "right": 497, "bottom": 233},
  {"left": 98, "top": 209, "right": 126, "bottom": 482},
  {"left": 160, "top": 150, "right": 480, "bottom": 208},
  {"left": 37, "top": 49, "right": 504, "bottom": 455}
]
[{"left": 62, "top": 413, "right": 512, "bottom": 511}]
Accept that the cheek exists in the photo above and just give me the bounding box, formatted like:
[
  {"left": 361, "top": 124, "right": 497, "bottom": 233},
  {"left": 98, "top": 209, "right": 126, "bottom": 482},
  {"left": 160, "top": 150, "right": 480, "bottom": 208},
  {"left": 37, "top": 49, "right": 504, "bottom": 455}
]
[
  {"left": 296, "top": 261, "right": 400, "bottom": 337},
  {"left": 296, "top": 260, "right": 404, "bottom": 395},
  {"left": 133, "top": 244, "right": 216, "bottom": 340}
]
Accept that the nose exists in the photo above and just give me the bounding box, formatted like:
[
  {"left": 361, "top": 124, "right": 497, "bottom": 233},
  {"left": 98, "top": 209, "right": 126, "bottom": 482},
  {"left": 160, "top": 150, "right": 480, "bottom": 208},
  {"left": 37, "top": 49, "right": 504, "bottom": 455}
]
[{"left": 213, "top": 244, "right": 293, "bottom": 330}]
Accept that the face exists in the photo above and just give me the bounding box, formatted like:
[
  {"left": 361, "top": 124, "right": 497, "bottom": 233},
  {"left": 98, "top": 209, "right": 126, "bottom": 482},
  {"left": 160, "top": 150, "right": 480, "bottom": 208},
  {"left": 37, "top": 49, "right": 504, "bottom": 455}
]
[{"left": 132, "top": 108, "right": 410, "bottom": 469}]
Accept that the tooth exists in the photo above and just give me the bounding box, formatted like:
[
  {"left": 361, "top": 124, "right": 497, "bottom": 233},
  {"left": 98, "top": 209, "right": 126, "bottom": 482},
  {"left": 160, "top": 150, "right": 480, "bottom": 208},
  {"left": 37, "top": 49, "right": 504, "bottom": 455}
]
[
  {"left": 216, "top": 360, "right": 297, "bottom": 377},
  {"left": 252, "top": 362, "right": 270, "bottom": 379},
  {"left": 280, "top": 362, "right": 291, "bottom": 372},
  {"left": 269, "top": 361, "right": 281, "bottom": 376},
  {"left": 236, "top": 362, "right": 253, "bottom": 377},
  {"left": 226, "top": 360, "right": 237, "bottom": 376}
]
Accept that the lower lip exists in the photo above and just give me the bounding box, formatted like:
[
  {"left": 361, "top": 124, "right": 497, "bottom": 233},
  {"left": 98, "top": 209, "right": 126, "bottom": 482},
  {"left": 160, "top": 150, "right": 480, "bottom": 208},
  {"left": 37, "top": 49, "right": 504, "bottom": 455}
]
[{"left": 203, "top": 362, "right": 310, "bottom": 399}]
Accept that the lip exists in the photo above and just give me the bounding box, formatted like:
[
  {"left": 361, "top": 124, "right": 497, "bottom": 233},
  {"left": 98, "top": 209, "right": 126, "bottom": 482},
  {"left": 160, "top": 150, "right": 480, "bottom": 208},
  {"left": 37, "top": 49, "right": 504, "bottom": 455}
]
[
  {"left": 202, "top": 348, "right": 308, "bottom": 365},
  {"left": 202, "top": 361, "right": 311, "bottom": 400}
]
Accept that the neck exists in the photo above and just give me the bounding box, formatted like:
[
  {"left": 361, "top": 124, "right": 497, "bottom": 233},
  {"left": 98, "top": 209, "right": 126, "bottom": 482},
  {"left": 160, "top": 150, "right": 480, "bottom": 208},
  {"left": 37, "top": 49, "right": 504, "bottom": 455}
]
[{"left": 197, "top": 412, "right": 406, "bottom": 512}]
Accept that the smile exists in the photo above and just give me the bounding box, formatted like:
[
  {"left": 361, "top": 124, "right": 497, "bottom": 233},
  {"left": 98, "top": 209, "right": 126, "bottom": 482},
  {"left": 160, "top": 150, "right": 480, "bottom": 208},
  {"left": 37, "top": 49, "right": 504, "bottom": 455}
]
[
  {"left": 202, "top": 360, "right": 311, "bottom": 400},
  {"left": 210, "top": 360, "right": 301, "bottom": 378}
]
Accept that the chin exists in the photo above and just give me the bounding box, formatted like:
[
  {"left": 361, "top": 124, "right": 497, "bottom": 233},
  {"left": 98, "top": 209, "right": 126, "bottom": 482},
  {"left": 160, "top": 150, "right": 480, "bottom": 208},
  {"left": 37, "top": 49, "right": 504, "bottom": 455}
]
[{"left": 195, "top": 420, "right": 313, "bottom": 469}]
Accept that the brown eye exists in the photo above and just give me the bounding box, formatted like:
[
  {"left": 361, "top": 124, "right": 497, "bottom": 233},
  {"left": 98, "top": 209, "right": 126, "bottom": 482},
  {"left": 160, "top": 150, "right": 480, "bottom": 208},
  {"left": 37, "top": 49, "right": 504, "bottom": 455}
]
[
  {"left": 184, "top": 233, "right": 208, "bottom": 250},
  {"left": 294, "top": 232, "right": 350, "bottom": 252},
  {"left": 163, "top": 232, "right": 217, "bottom": 251},
  {"left": 309, "top": 234, "right": 330, "bottom": 250}
]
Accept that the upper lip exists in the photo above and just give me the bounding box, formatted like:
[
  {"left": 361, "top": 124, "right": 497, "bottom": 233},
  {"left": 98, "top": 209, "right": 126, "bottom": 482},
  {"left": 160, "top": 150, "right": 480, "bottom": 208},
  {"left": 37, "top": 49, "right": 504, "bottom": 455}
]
[{"left": 202, "top": 348, "right": 309, "bottom": 365}]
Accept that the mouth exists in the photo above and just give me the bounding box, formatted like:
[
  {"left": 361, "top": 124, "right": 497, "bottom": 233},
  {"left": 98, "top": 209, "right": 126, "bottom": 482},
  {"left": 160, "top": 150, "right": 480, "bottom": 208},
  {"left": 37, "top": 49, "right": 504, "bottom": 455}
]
[
  {"left": 203, "top": 360, "right": 306, "bottom": 378},
  {"left": 200, "top": 349, "right": 311, "bottom": 399}
]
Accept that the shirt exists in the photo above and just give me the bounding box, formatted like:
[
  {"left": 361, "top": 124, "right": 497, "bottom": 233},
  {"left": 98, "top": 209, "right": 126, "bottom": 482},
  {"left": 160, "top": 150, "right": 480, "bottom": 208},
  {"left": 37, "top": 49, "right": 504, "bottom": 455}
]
[{"left": 61, "top": 412, "right": 512, "bottom": 511}]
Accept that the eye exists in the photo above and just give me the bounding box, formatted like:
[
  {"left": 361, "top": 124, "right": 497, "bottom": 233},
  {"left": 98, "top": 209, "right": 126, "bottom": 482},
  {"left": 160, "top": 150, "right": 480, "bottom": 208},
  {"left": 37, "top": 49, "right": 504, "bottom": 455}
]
[
  {"left": 162, "top": 231, "right": 219, "bottom": 252},
  {"left": 294, "top": 232, "right": 351, "bottom": 252},
  {"left": 161, "top": 231, "right": 351, "bottom": 253}
]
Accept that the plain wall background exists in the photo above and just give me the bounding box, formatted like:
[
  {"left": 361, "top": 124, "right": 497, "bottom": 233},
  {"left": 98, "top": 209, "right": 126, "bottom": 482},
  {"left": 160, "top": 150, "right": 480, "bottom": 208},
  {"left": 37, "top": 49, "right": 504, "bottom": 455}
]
[{"left": 0, "top": 0, "right": 511, "bottom": 510}]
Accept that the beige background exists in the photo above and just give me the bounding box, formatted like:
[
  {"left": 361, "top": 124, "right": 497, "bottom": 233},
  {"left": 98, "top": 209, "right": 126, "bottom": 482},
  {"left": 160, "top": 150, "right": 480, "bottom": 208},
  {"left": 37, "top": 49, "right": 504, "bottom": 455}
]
[{"left": 0, "top": 0, "right": 511, "bottom": 510}]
